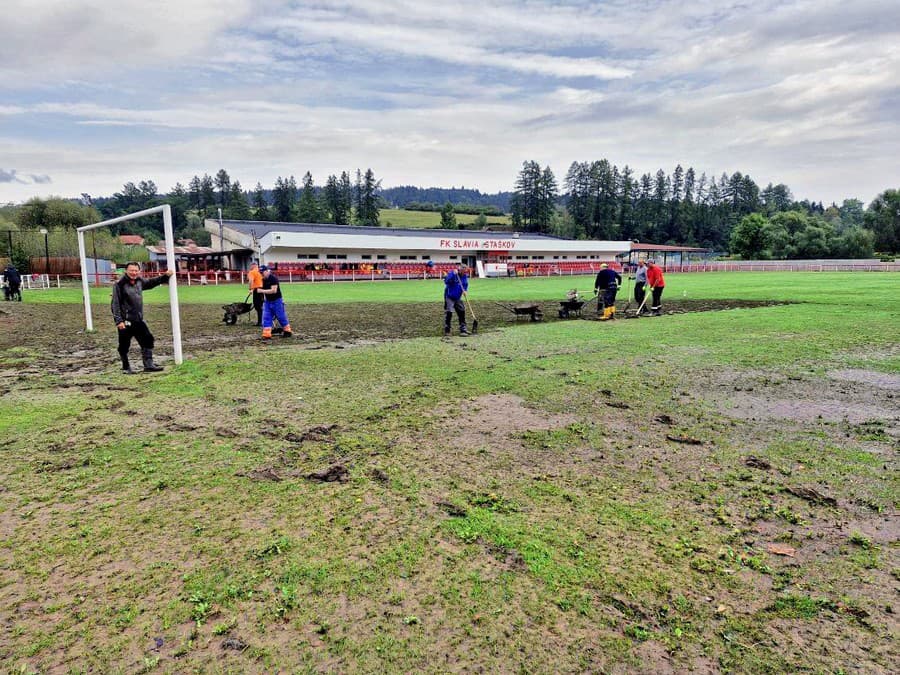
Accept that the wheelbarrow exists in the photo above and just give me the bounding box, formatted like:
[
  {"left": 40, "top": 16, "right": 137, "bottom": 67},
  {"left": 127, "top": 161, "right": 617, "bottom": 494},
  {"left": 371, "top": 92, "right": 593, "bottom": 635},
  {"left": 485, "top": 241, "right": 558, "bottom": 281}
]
[
  {"left": 558, "top": 297, "right": 587, "bottom": 318},
  {"left": 222, "top": 293, "right": 254, "bottom": 325},
  {"left": 494, "top": 301, "right": 544, "bottom": 322}
]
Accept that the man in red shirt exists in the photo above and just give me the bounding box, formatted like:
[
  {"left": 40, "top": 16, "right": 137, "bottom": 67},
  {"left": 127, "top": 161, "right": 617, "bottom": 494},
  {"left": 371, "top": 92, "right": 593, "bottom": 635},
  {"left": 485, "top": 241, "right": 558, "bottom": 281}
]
[{"left": 645, "top": 259, "right": 666, "bottom": 316}]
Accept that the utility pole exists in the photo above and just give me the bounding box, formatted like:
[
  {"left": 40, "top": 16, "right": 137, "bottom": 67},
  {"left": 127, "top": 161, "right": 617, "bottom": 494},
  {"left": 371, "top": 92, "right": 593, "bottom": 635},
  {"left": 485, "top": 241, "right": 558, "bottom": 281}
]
[{"left": 40, "top": 228, "right": 50, "bottom": 274}]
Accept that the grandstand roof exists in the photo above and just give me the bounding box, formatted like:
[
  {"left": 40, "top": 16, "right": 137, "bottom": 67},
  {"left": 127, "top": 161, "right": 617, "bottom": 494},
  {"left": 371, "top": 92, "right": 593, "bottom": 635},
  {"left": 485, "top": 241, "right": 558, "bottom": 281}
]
[
  {"left": 629, "top": 242, "right": 708, "bottom": 252},
  {"left": 219, "top": 220, "right": 561, "bottom": 240}
]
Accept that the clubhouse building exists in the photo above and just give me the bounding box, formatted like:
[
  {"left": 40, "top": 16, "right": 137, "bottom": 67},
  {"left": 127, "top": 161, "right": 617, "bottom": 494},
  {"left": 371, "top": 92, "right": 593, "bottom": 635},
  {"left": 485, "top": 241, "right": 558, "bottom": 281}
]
[{"left": 204, "top": 219, "right": 632, "bottom": 275}]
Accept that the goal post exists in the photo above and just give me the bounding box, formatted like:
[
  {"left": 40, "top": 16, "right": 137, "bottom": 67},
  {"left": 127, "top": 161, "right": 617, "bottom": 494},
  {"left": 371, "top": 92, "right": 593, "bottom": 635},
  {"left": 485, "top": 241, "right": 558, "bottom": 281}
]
[{"left": 77, "top": 204, "right": 183, "bottom": 365}]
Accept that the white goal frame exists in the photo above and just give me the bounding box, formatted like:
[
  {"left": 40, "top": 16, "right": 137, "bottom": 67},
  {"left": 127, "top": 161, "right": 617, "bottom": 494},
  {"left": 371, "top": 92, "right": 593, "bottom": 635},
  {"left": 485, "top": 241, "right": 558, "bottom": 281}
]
[{"left": 77, "top": 205, "right": 183, "bottom": 365}]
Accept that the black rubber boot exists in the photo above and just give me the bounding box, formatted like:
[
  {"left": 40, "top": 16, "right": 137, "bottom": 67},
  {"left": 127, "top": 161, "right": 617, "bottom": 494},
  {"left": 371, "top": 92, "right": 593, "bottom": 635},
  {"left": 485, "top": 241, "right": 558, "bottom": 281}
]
[
  {"left": 142, "top": 348, "right": 164, "bottom": 372},
  {"left": 121, "top": 354, "right": 135, "bottom": 375}
]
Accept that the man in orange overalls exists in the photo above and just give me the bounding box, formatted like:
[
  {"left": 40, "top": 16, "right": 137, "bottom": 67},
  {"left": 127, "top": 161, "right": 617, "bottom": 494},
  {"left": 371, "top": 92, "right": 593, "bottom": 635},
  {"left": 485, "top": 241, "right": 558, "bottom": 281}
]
[{"left": 248, "top": 262, "right": 263, "bottom": 326}]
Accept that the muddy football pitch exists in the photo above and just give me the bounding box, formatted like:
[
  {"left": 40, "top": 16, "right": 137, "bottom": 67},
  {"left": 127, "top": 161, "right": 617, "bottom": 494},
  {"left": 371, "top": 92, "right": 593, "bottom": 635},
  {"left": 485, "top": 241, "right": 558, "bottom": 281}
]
[{"left": 0, "top": 272, "right": 897, "bottom": 673}]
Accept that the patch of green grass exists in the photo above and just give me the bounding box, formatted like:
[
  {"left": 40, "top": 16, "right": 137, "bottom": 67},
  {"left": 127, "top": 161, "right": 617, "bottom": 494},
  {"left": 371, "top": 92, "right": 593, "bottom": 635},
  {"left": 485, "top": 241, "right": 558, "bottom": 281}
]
[
  {"left": 379, "top": 208, "right": 511, "bottom": 229},
  {"left": 768, "top": 594, "right": 836, "bottom": 618}
]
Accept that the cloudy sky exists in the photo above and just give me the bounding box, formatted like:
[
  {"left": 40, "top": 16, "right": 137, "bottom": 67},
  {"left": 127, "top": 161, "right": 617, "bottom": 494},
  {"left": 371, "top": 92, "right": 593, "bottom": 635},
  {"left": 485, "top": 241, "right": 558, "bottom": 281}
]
[{"left": 1, "top": 0, "right": 898, "bottom": 206}]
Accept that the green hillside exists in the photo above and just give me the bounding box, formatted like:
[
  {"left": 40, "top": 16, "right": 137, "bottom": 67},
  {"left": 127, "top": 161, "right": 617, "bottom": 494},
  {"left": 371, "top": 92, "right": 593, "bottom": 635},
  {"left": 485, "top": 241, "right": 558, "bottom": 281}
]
[{"left": 379, "top": 208, "right": 511, "bottom": 229}]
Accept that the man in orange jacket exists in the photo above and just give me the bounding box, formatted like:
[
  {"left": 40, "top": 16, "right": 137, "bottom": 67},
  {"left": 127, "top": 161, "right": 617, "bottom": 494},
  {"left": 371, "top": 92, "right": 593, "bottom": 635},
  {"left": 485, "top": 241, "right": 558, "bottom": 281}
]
[
  {"left": 645, "top": 259, "right": 666, "bottom": 316},
  {"left": 248, "top": 262, "right": 263, "bottom": 326}
]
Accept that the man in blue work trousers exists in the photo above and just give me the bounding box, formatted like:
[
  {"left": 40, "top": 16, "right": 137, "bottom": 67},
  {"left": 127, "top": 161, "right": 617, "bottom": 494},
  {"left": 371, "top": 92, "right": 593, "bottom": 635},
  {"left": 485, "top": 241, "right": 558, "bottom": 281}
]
[{"left": 443, "top": 264, "right": 469, "bottom": 336}]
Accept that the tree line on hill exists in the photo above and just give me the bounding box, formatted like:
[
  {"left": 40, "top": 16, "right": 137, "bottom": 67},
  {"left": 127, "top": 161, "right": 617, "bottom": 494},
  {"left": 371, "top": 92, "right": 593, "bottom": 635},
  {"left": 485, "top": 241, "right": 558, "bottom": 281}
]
[
  {"left": 510, "top": 160, "right": 899, "bottom": 257},
  {"left": 3, "top": 162, "right": 898, "bottom": 268},
  {"left": 402, "top": 201, "right": 506, "bottom": 216}
]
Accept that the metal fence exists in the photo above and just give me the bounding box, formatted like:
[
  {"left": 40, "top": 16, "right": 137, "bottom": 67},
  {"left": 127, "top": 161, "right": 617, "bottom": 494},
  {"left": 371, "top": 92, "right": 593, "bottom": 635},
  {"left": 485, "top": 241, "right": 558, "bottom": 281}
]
[{"left": 677, "top": 260, "right": 899, "bottom": 272}]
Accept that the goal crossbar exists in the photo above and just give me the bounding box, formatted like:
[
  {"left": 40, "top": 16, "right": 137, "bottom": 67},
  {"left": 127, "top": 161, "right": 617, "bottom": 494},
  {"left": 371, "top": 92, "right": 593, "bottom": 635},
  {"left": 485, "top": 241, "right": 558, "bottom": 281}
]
[{"left": 77, "top": 204, "right": 183, "bottom": 365}]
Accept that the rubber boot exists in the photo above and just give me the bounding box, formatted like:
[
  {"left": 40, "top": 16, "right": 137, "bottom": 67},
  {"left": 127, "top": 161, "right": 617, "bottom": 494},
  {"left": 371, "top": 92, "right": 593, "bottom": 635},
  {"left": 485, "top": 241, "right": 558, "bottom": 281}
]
[
  {"left": 142, "top": 348, "right": 164, "bottom": 372},
  {"left": 609, "top": 306, "right": 616, "bottom": 320},
  {"left": 262, "top": 327, "right": 273, "bottom": 340},
  {"left": 281, "top": 323, "right": 293, "bottom": 338},
  {"left": 121, "top": 354, "right": 135, "bottom": 375},
  {"left": 599, "top": 306, "right": 612, "bottom": 321}
]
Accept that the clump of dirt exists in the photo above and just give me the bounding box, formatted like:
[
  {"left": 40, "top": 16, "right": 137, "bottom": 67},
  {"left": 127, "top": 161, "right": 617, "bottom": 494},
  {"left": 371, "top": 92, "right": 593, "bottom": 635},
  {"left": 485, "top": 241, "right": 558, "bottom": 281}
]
[
  {"left": 305, "top": 464, "right": 349, "bottom": 482},
  {"left": 235, "top": 467, "right": 282, "bottom": 482}
]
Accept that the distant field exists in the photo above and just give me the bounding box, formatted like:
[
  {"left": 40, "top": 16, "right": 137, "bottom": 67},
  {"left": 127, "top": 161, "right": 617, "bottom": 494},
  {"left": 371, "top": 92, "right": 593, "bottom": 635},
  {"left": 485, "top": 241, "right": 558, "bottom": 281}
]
[{"left": 379, "top": 208, "right": 510, "bottom": 229}]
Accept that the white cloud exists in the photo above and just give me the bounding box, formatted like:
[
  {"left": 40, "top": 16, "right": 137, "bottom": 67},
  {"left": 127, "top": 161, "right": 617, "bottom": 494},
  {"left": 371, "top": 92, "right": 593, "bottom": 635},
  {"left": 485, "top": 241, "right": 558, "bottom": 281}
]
[
  {"left": 0, "top": 1, "right": 898, "bottom": 205},
  {"left": 0, "top": 0, "right": 258, "bottom": 85}
]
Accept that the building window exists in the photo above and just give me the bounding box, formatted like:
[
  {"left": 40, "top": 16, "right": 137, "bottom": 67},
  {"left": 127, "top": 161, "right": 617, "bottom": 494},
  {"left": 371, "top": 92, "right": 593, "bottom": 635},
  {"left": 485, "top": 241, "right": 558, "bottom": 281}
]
[
  {"left": 399, "top": 255, "right": 417, "bottom": 260},
  {"left": 361, "top": 254, "right": 372, "bottom": 260},
  {"left": 326, "top": 254, "right": 347, "bottom": 260},
  {"left": 532, "top": 255, "right": 544, "bottom": 260},
  {"left": 516, "top": 255, "right": 528, "bottom": 260},
  {"left": 296, "top": 253, "right": 319, "bottom": 260},
  {"left": 422, "top": 255, "right": 431, "bottom": 260},
  {"left": 449, "top": 255, "right": 458, "bottom": 260},
  {"left": 377, "top": 255, "right": 386, "bottom": 260}
]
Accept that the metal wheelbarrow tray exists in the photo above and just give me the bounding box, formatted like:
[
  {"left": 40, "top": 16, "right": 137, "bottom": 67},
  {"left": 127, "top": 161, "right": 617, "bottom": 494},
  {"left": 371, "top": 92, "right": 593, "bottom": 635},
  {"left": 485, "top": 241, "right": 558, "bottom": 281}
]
[
  {"left": 495, "top": 301, "right": 544, "bottom": 322},
  {"left": 222, "top": 293, "right": 254, "bottom": 325},
  {"left": 558, "top": 298, "right": 586, "bottom": 318}
]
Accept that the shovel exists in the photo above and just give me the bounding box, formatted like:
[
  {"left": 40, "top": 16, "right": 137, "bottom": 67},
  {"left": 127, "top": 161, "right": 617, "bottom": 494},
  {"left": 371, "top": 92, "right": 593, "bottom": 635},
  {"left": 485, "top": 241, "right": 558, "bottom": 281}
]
[
  {"left": 629, "top": 294, "right": 649, "bottom": 318},
  {"left": 463, "top": 292, "right": 479, "bottom": 334}
]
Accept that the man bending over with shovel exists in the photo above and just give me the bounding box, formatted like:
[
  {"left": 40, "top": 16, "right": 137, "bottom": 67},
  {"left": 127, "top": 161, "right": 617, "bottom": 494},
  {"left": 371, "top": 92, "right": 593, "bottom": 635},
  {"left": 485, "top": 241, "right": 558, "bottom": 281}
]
[{"left": 443, "top": 264, "right": 469, "bottom": 336}]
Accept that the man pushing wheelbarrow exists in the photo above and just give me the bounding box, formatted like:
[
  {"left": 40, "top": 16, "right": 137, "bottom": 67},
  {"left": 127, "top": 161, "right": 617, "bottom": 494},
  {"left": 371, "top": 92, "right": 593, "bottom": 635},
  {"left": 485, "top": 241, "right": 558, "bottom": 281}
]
[{"left": 258, "top": 265, "right": 293, "bottom": 340}]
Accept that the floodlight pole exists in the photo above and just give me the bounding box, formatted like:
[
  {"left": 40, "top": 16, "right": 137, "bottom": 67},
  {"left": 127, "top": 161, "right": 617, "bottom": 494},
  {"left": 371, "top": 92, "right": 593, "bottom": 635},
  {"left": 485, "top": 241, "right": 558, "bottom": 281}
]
[{"left": 77, "top": 204, "right": 183, "bottom": 365}]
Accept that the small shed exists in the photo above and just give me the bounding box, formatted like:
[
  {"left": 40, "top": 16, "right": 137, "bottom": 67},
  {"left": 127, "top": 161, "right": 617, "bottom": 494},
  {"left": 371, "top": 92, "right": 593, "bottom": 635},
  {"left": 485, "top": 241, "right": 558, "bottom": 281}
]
[{"left": 618, "top": 243, "right": 710, "bottom": 270}]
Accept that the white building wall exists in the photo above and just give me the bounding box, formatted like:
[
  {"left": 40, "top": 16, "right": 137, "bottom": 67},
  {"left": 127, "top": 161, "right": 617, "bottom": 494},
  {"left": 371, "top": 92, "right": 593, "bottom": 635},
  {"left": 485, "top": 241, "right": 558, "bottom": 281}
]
[{"left": 206, "top": 220, "right": 630, "bottom": 264}]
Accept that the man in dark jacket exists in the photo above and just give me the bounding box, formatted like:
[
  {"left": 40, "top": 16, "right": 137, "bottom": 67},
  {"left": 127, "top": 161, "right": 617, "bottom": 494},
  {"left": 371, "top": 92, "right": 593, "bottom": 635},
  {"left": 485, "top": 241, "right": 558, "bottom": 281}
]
[
  {"left": 258, "top": 265, "right": 293, "bottom": 340},
  {"left": 593, "top": 263, "right": 622, "bottom": 321},
  {"left": 111, "top": 262, "right": 173, "bottom": 373},
  {"left": 443, "top": 264, "right": 469, "bottom": 336},
  {"left": 3, "top": 264, "right": 21, "bottom": 301}
]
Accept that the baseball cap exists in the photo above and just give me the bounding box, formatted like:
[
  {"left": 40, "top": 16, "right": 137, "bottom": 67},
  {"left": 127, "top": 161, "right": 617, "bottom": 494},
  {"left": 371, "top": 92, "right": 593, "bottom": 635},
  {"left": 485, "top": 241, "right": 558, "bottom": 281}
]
[{"left": 259, "top": 265, "right": 269, "bottom": 272}]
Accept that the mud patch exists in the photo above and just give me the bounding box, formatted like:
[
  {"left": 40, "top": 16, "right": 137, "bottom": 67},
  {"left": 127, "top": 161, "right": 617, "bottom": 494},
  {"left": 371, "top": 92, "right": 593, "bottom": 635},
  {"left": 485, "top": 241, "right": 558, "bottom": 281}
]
[
  {"left": 436, "top": 393, "right": 577, "bottom": 448},
  {"left": 705, "top": 366, "right": 899, "bottom": 437},
  {"left": 0, "top": 299, "right": 795, "bottom": 382},
  {"left": 722, "top": 393, "right": 895, "bottom": 425},
  {"left": 827, "top": 369, "right": 900, "bottom": 390}
]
